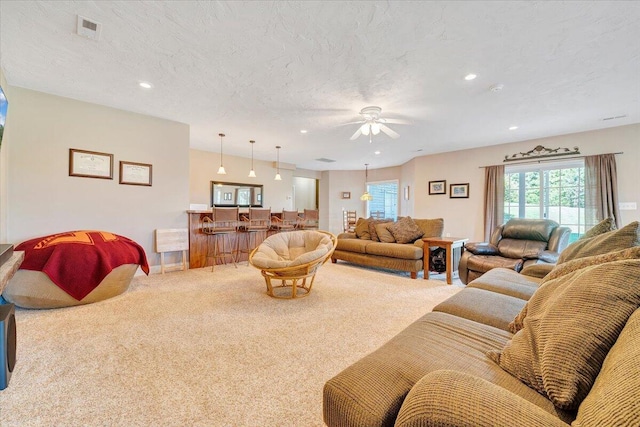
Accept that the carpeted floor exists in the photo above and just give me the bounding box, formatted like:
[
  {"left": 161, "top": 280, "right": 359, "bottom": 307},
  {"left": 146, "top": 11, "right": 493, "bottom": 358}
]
[{"left": 0, "top": 262, "right": 461, "bottom": 426}]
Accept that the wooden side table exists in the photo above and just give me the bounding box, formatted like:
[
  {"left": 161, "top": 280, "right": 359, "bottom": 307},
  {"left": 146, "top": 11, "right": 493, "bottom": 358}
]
[{"left": 422, "top": 237, "right": 468, "bottom": 284}]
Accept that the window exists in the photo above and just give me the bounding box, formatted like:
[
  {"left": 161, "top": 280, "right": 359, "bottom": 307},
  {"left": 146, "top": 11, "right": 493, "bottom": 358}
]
[
  {"left": 504, "top": 159, "right": 584, "bottom": 242},
  {"left": 366, "top": 181, "right": 398, "bottom": 220}
]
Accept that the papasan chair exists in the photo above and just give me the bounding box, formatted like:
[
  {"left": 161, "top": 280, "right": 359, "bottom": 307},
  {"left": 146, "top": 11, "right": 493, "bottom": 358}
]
[{"left": 249, "top": 230, "right": 336, "bottom": 299}]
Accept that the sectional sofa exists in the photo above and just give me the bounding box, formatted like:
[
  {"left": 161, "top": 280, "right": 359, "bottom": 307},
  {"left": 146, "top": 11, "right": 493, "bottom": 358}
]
[
  {"left": 323, "top": 220, "right": 640, "bottom": 426},
  {"left": 331, "top": 217, "right": 444, "bottom": 279}
]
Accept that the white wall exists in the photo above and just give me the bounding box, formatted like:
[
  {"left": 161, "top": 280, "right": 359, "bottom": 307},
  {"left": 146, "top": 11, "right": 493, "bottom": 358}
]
[
  {"left": 411, "top": 124, "right": 640, "bottom": 241},
  {"left": 0, "top": 67, "right": 8, "bottom": 243},
  {"left": 189, "top": 149, "right": 296, "bottom": 212},
  {"left": 3, "top": 87, "right": 190, "bottom": 267},
  {"left": 293, "top": 177, "right": 316, "bottom": 211}
]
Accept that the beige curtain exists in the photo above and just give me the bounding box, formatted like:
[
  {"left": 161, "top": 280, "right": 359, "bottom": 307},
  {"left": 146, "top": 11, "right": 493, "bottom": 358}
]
[
  {"left": 484, "top": 165, "right": 504, "bottom": 241},
  {"left": 585, "top": 153, "right": 621, "bottom": 228}
]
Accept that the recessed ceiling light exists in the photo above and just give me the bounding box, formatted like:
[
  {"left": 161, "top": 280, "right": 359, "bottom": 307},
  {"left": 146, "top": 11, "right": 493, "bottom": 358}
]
[
  {"left": 509, "top": 126, "right": 518, "bottom": 130},
  {"left": 464, "top": 73, "right": 477, "bottom": 81},
  {"left": 139, "top": 82, "right": 153, "bottom": 89},
  {"left": 300, "top": 129, "right": 308, "bottom": 134},
  {"left": 374, "top": 151, "right": 381, "bottom": 155}
]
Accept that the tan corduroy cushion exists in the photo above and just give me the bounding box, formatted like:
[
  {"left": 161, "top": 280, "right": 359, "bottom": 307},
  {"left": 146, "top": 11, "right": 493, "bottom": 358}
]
[
  {"left": 354, "top": 217, "right": 371, "bottom": 240},
  {"left": 389, "top": 216, "right": 424, "bottom": 244},
  {"left": 509, "top": 247, "right": 640, "bottom": 334},
  {"left": 580, "top": 217, "right": 617, "bottom": 240},
  {"left": 557, "top": 221, "right": 639, "bottom": 264},
  {"left": 368, "top": 219, "right": 392, "bottom": 242},
  {"left": 572, "top": 308, "right": 640, "bottom": 427},
  {"left": 490, "top": 259, "right": 640, "bottom": 411},
  {"left": 375, "top": 222, "right": 396, "bottom": 243}
]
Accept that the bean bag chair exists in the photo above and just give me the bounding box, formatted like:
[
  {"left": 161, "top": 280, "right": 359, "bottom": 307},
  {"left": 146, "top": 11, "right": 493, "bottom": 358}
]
[{"left": 3, "top": 230, "right": 149, "bottom": 309}]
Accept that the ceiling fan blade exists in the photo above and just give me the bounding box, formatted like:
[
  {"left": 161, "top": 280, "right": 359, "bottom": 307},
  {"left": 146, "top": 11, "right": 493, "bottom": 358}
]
[
  {"left": 380, "top": 124, "right": 400, "bottom": 139},
  {"left": 338, "top": 120, "right": 365, "bottom": 127},
  {"left": 381, "top": 118, "right": 411, "bottom": 125},
  {"left": 350, "top": 127, "right": 363, "bottom": 140}
]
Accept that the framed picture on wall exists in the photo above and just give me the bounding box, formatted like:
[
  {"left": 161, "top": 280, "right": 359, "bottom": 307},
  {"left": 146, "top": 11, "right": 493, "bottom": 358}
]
[
  {"left": 341, "top": 192, "right": 351, "bottom": 199},
  {"left": 120, "top": 161, "right": 152, "bottom": 186},
  {"left": 450, "top": 183, "right": 469, "bottom": 199},
  {"left": 69, "top": 148, "right": 114, "bottom": 179},
  {"left": 428, "top": 180, "right": 446, "bottom": 195}
]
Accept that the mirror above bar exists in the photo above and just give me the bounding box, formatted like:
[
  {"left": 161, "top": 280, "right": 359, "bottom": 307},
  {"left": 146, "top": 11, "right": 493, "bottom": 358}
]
[{"left": 210, "top": 181, "right": 263, "bottom": 207}]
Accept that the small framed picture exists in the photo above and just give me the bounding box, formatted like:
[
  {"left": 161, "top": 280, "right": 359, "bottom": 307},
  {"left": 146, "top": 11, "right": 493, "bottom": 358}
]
[
  {"left": 429, "top": 180, "right": 446, "bottom": 195},
  {"left": 450, "top": 183, "right": 469, "bottom": 199},
  {"left": 119, "top": 161, "right": 152, "bottom": 186},
  {"left": 69, "top": 148, "right": 114, "bottom": 179},
  {"left": 341, "top": 192, "right": 351, "bottom": 199}
]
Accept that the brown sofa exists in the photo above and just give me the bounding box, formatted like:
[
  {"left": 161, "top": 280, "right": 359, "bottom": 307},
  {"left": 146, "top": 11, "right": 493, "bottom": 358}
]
[
  {"left": 323, "top": 220, "right": 640, "bottom": 427},
  {"left": 331, "top": 217, "right": 444, "bottom": 279},
  {"left": 458, "top": 218, "right": 571, "bottom": 284}
]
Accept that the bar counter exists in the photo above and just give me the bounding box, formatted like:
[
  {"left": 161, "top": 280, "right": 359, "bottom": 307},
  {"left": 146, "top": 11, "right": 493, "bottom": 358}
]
[{"left": 187, "top": 210, "right": 283, "bottom": 269}]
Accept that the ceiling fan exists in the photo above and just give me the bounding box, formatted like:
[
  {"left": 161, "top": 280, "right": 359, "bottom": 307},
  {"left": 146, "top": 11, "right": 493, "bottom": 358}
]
[{"left": 347, "top": 106, "right": 407, "bottom": 142}]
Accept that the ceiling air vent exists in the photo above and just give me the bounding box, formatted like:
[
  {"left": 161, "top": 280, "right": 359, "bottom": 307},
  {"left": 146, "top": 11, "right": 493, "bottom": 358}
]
[
  {"left": 315, "top": 158, "right": 336, "bottom": 163},
  {"left": 76, "top": 15, "right": 102, "bottom": 41},
  {"left": 602, "top": 115, "right": 627, "bottom": 121}
]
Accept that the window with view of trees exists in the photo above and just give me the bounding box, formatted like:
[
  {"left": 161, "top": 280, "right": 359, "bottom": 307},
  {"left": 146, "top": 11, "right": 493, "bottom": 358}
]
[
  {"left": 366, "top": 181, "right": 398, "bottom": 220},
  {"left": 504, "top": 160, "right": 584, "bottom": 242}
]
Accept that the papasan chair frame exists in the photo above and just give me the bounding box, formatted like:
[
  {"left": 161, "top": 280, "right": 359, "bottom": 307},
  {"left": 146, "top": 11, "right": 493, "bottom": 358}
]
[{"left": 249, "top": 230, "right": 337, "bottom": 299}]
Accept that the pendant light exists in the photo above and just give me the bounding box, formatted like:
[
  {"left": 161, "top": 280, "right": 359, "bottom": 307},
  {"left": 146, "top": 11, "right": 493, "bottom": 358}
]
[
  {"left": 217, "top": 133, "right": 226, "bottom": 175},
  {"left": 274, "top": 145, "right": 282, "bottom": 181},
  {"left": 360, "top": 163, "right": 373, "bottom": 201},
  {"left": 248, "top": 140, "right": 256, "bottom": 178}
]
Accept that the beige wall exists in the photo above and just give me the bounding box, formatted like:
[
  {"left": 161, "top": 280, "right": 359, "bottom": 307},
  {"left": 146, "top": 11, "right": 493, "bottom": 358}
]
[
  {"left": 410, "top": 124, "right": 640, "bottom": 241},
  {"left": 0, "top": 67, "right": 8, "bottom": 242},
  {"left": 3, "top": 87, "right": 190, "bottom": 268},
  {"left": 189, "top": 149, "right": 297, "bottom": 212}
]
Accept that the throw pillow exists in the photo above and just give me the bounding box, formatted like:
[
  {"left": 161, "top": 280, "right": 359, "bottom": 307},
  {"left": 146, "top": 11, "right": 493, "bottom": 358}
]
[
  {"left": 580, "top": 217, "right": 617, "bottom": 240},
  {"left": 557, "top": 221, "right": 639, "bottom": 264},
  {"left": 490, "top": 259, "right": 640, "bottom": 411},
  {"left": 413, "top": 218, "right": 444, "bottom": 238},
  {"left": 375, "top": 222, "right": 396, "bottom": 243},
  {"left": 508, "top": 246, "right": 640, "bottom": 334},
  {"left": 354, "top": 218, "right": 371, "bottom": 240},
  {"left": 368, "top": 218, "right": 391, "bottom": 242},
  {"left": 389, "top": 216, "right": 425, "bottom": 244}
]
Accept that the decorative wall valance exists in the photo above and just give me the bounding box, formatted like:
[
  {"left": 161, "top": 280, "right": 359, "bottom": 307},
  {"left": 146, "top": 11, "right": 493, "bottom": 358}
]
[{"left": 504, "top": 145, "right": 580, "bottom": 162}]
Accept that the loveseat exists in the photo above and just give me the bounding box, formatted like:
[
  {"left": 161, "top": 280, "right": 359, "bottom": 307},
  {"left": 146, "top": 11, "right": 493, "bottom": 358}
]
[
  {"left": 323, "top": 220, "right": 640, "bottom": 426},
  {"left": 331, "top": 217, "right": 444, "bottom": 279},
  {"left": 459, "top": 218, "right": 571, "bottom": 284}
]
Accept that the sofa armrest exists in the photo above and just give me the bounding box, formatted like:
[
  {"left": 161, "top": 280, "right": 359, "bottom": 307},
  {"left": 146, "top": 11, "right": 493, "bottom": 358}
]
[
  {"left": 395, "top": 370, "right": 568, "bottom": 427},
  {"left": 464, "top": 242, "right": 500, "bottom": 255},
  {"left": 520, "top": 263, "right": 555, "bottom": 279}
]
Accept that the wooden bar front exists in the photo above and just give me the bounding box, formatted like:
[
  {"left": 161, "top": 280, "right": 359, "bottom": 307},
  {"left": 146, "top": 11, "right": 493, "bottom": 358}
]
[{"left": 187, "top": 210, "right": 281, "bottom": 269}]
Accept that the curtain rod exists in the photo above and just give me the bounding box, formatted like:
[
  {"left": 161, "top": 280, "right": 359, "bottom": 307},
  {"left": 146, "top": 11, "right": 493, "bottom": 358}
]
[{"left": 478, "top": 152, "right": 624, "bottom": 168}]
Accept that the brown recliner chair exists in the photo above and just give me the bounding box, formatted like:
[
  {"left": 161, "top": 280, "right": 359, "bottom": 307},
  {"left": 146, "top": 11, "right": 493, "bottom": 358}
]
[{"left": 458, "top": 218, "right": 571, "bottom": 285}]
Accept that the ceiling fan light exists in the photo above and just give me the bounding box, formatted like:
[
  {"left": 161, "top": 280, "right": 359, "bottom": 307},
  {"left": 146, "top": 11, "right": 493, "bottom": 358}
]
[
  {"left": 371, "top": 123, "right": 381, "bottom": 135},
  {"left": 360, "top": 192, "right": 373, "bottom": 201},
  {"left": 361, "top": 123, "right": 370, "bottom": 135}
]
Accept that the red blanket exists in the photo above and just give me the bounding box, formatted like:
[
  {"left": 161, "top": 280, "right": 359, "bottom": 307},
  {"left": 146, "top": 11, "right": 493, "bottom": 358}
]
[{"left": 16, "top": 230, "right": 150, "bottom": 301}]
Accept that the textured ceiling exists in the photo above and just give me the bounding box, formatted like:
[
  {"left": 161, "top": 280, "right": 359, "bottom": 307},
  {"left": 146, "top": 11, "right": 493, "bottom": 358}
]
[{"left": 1, "top": 1, "right": 639, "bottom": 171}]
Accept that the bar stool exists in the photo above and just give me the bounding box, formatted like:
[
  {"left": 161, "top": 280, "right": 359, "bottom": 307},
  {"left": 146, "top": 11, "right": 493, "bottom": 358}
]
[
  {"left": 271, "top": 210, "right": 299, "bottom": 233},
  {"left": 237, "top": 208, "right": 271, "bottom": 263},
  {"left": 298, "top": 209, "right": 319, "bottom": 230},
  {"left": 201, "top": 207, "right": 239, "bottom": 271}
]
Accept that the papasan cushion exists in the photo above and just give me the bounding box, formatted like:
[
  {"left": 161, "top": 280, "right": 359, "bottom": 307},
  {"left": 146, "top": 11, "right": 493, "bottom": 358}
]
[
  {"left": 5, "top": 231, "right": 149, "bottom": 308},
  {"left": 250, "top": 230, "right": 333, "bottom": 270}
]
